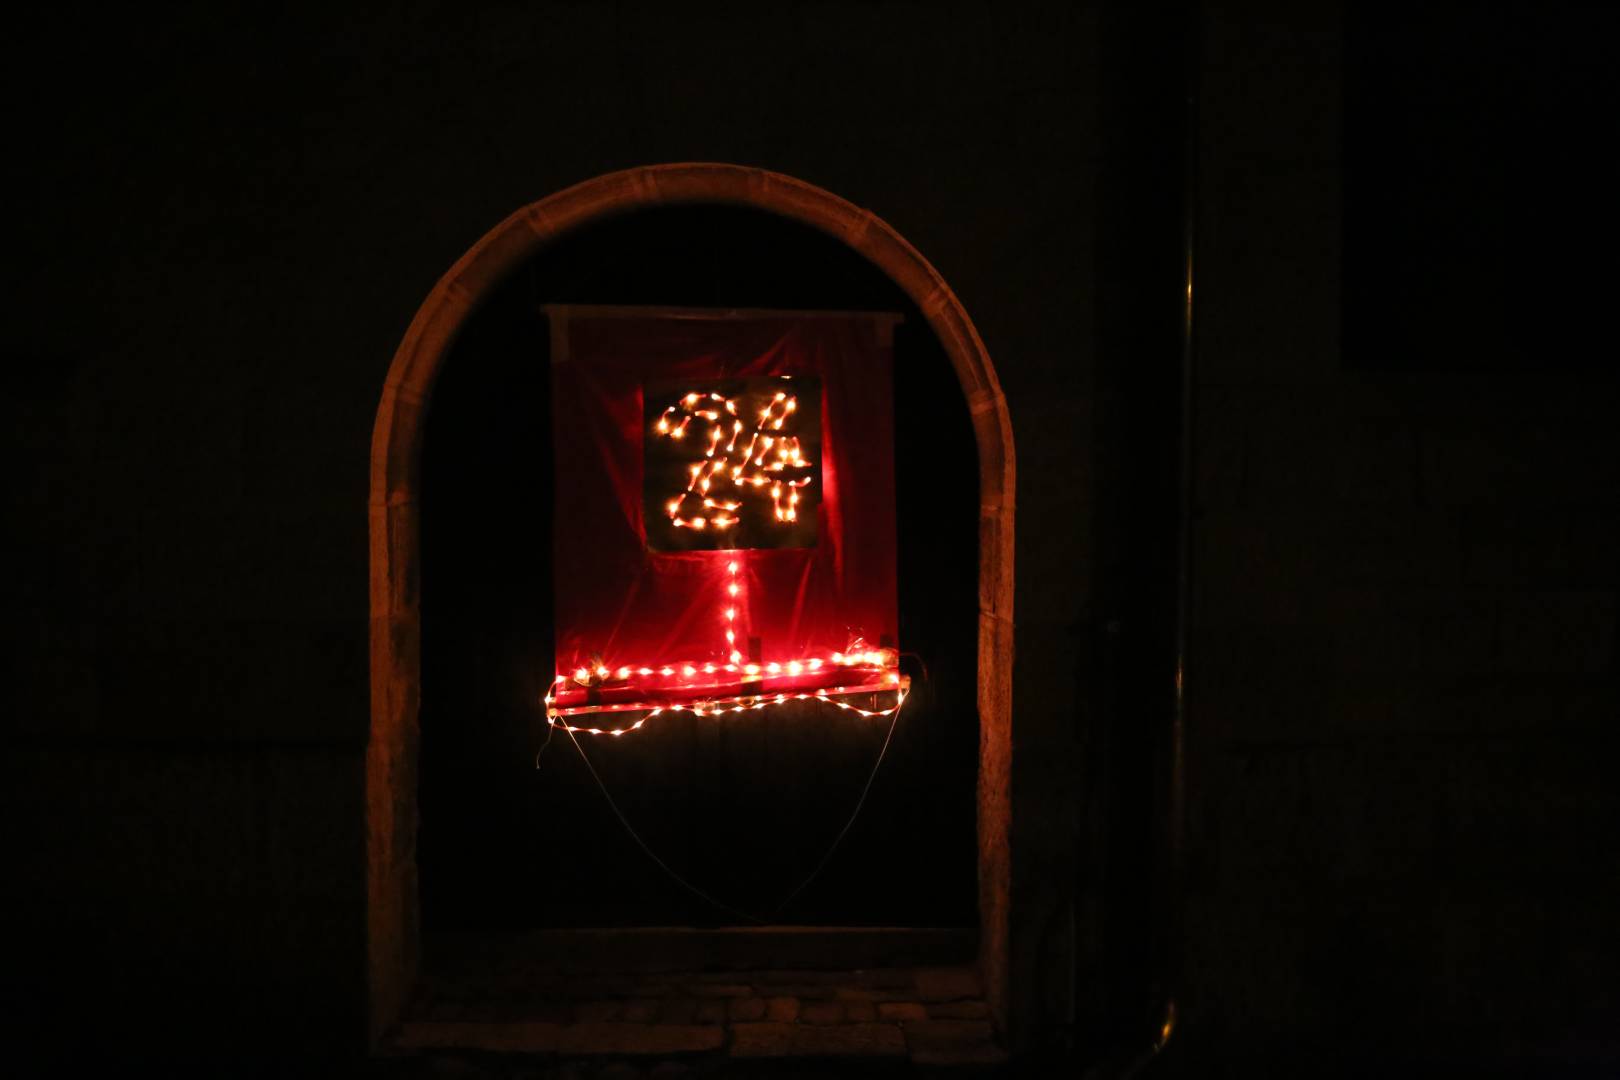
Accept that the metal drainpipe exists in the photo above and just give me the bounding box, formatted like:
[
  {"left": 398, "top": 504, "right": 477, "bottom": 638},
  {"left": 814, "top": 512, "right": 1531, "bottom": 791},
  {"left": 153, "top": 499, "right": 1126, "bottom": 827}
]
[{"left": 1109, "top": 9, "right": 1198, "bottom": 1076}]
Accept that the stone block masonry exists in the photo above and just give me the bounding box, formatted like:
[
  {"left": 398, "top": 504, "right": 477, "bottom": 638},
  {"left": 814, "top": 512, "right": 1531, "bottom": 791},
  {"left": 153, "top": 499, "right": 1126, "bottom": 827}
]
[{"left": 389, "top": 963, "right": 1004, "bottom": 1070}]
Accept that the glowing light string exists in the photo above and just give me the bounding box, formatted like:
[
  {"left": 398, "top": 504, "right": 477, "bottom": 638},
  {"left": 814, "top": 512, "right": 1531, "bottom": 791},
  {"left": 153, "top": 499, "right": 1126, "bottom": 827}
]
[
  {"left": 547, "top": 649, "right": 905, "bottom": 734},
  {"left": 551, "top": 383, "right": 902, "bottom": 734},
  {"left": 559, "top": 649, "right": 893, "bottom": 695},
  {"left": 725, "top": 558, "right": 741, "bottom": 664},
  {"left": 544, "top": 374, "right": 905, "bottom": 923},
  {"left": 547, "top": 680, "right": 908, "bottom": 736},
  {"left": 654, "top": 390, "right": 813, "bottom": 531}
]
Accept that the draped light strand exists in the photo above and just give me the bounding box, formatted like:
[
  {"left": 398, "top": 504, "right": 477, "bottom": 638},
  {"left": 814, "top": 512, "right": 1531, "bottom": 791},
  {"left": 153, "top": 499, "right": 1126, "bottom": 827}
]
[
  {"left": 725, "top": 558, "right": 742, "bottom": 664},
  {"left": 560, "top": 648, "right": 894, "bottom": 694},
  {"left": 548, "top": 382, "right": 899, "bottom": 738},
  {"left": 546, "top": 681, "right": 908, "bottom": 737},
  {"left": 656, "top": 389, "right": 813, "bottom": 531}
]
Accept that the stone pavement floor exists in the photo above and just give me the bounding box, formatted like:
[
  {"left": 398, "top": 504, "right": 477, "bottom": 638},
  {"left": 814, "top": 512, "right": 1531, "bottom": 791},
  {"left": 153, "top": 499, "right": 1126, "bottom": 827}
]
[{"left": 376, "top": 964, "right": 1006, "bottom": 1076}]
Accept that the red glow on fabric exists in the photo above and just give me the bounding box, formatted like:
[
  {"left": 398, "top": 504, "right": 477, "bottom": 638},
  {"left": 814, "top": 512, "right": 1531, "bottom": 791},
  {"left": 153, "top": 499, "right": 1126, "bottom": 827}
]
[{"left": 547, "top": 307, "right": 899, "bottom": 710}]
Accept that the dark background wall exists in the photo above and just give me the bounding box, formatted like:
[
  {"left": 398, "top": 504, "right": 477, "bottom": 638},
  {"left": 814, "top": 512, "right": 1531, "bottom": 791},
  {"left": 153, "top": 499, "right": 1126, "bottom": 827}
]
[
  {"left": 6, "top": 0, "right": 1616, "bottom": 1070},
  {"left": 1179, "top": 1, "right": 1619, "bottom": 1071}
]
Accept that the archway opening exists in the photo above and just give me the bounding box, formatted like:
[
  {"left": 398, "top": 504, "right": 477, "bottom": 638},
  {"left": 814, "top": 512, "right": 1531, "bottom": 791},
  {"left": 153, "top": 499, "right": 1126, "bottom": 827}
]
[
  {"left": 369, "top": 165, "right": 1014, "bottom": 1045},
  {"left": 420, "top": 203, "right": 979, "bottom": 931}
]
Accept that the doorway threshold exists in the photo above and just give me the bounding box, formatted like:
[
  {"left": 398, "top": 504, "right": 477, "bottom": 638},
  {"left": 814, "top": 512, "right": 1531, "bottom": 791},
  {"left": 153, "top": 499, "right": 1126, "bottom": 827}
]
[{"left": 381, "top": 926, "right": 1002, "bottom": 1071}]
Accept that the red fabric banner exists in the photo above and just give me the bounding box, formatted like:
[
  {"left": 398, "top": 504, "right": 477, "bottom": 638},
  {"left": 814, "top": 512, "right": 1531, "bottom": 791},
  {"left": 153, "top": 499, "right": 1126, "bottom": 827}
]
[{"left": 547, "top": 306, "right": 900, "bottom": 713}]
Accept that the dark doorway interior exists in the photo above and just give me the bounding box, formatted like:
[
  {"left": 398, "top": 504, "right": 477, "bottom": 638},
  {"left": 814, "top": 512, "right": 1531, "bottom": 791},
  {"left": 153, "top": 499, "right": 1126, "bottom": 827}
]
[{"left": 418, "top": 204, "right": 979, "bottom": 932}]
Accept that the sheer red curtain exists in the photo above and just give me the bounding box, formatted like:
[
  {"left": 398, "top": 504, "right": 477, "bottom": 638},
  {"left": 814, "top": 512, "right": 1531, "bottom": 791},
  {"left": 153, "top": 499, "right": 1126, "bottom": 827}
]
[{"left": 548, "top": 306, "right": 899, "bottom": 714}]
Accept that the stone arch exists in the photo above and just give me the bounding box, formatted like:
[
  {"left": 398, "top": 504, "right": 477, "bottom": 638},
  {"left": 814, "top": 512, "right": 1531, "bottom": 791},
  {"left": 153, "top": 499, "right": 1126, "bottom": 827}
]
[{"left": 368, "top": 163, "right": 1015, "bottom": 1042}]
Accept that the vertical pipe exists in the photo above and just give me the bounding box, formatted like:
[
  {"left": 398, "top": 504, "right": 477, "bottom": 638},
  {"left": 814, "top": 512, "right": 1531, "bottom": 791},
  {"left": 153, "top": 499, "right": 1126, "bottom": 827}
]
[
  {"left": 1161, "top": 0, "right": 1197, "bottom": 1046},
  {"left": 1160, "top": 0, "right": 1198, "bottom": 1054},
  {"left": 1116, "top": 3, "right": 1198, "bottom": 1074}
]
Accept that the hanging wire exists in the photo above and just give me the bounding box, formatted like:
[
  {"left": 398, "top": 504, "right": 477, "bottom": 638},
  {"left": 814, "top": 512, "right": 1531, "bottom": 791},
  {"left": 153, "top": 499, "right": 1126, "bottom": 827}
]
[
  {"left": 899, "top": 650, "right": 931, "bottom": 685},
  {"left": 534, "top": 715, "right": 556, "bottom": 772},
  {"left": 552, "top": 693, "right": 906, "bottom": 925},
  {"left": 766, "top": 701, "right": 901, "bottom": 920},
  {"left": 557, "top": 717, "right": 765, "bottom": 924}
]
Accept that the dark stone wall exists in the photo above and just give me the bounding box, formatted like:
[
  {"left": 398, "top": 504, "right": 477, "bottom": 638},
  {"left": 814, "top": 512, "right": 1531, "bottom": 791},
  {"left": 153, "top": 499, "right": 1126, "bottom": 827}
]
[
  {"left": 7, "top": 0, "right": 1616, "bottom": 1068},
  {"left": 1178, "top": 1, "right": 1619, "bottom": 1070},
  {"left": 7, "top": 0, "right": 1094, "bottom": 1059}
]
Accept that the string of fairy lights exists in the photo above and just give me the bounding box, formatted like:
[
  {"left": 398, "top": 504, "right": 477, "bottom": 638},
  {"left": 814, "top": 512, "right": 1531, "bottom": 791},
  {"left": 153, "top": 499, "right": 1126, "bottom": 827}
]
[
  {"left": 655, "top": 390, "right": 813, "bottom": 531},
  {"left": 547, "top": 383, "right": 907, "bottom": 736},
  {"left": 545, "top": 681, "right": 908, "bottom": 737}
]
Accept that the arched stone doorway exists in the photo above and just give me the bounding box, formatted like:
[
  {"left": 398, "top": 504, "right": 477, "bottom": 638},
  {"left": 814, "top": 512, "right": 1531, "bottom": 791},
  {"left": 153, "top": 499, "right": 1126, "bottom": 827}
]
[{"left": 368, "top": 164, "right": 1015, "bottom": 1043}]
